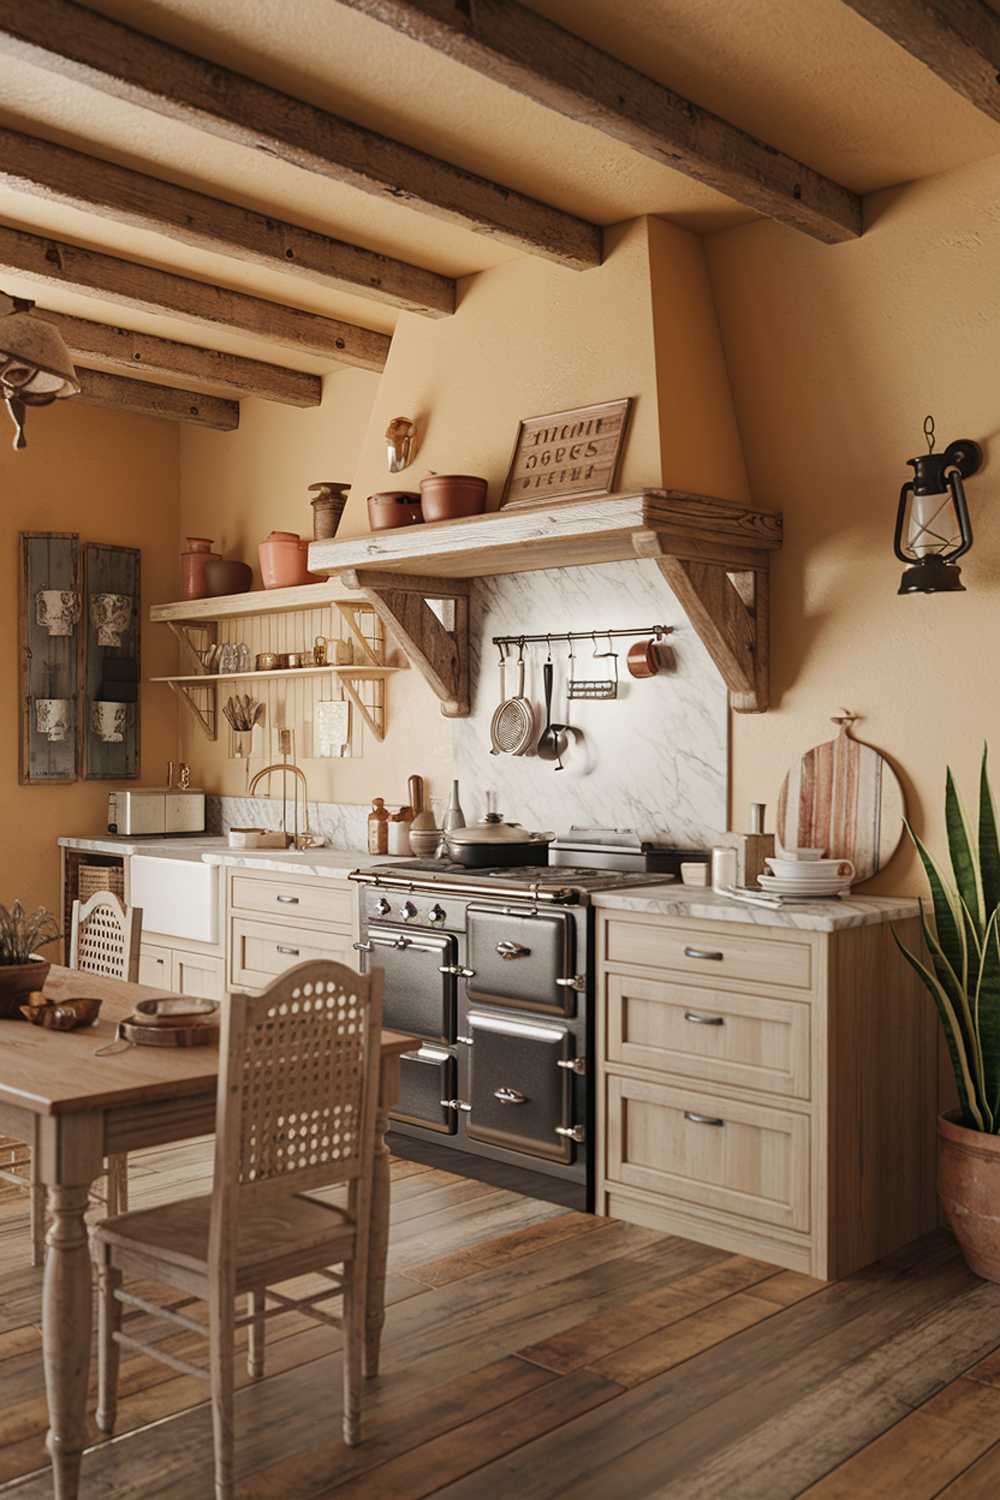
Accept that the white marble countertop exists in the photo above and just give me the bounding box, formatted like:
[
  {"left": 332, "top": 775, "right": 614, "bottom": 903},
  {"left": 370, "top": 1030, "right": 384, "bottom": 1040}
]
[
  {"left": 202, "top": 849, "right": 408, "bottom": 878},
  {"left": 592, "top": 885, "right": 921, "bottom": 932},
  {"left": 59, "top": 835, "right": 229, "bottom": 857}
]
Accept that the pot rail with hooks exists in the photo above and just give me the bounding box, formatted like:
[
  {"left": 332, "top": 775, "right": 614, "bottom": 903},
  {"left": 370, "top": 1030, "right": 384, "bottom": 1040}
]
[{"left": 491, "top": 625, "right": 672, "bottom": 651}]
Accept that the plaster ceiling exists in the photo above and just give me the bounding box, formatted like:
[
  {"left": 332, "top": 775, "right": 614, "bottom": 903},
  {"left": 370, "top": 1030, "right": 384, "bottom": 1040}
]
[{"left": 1, "top": 0, "right": 998, "bottom": 385}]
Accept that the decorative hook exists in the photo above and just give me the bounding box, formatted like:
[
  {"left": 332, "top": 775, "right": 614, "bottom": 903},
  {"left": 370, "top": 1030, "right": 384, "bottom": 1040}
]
[
  {"left": 546, "top": 633, "right": 552, "bottom": 662},
  {"left": 830, "top": 707, "right": 861, "bottom": 729}
]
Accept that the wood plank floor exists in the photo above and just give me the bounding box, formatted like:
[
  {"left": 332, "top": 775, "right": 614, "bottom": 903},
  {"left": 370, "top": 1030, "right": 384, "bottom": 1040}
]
[{"left": 0, "top": 1138, "right": 999, "bottom": 1497}]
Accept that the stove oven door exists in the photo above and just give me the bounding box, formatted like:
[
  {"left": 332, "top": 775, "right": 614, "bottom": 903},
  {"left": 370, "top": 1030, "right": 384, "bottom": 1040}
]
[
  {"left": 396, "top": 1045, "right": 457, "bottom": 1134},
  {"left": 466, "top": 905, "right": 579, "bottom": 1017},
  {"left": 466, "top": 1011, "right": 577, "bottom": 1164},
  {"left": 368, "top": 927, "right": 457, "bottom": 1043}
]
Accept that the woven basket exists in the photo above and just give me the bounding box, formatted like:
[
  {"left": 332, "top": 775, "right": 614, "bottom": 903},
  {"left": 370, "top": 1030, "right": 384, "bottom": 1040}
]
[{"left": 79, "top": 864, "right": 125, "bottom": 902}]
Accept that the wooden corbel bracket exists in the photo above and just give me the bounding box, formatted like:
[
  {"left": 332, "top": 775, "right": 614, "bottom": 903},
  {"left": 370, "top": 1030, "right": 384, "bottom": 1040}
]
[
  {"left": 340, "top": 569, "right": 471, "bottom": 717},
  {"left": 633, "top": 530, "right": 771, "bottom": 713}
]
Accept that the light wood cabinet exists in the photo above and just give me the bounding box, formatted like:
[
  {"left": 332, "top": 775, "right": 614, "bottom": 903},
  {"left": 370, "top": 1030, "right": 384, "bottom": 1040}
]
[
  {"left": 597, "top": 908, "right": 938, "bottom": 1280},
  {"left": 171, "top": 949, "right": 224, "bottom": 1001},
  {"left": 225, "top": 868, "right": 357, "bottom": 995},
  {"left": 138, "top": 942, "right": 172, "bottom": 990}
]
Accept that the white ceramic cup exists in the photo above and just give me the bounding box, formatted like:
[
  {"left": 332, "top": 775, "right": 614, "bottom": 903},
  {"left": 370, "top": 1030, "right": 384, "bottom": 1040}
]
[
  {"left": 90, "top": 701, "right": 129, "bottom": 743},
  {"left": 778, "top": 847, "right": 826, "bottom": 861},
  {"left": 35, "top": 698, "right": 71, "bottom": 741},
  {"left": 35, "top": 590, "right": 80, "bottom": 637},
  {"left": 90, "top": 593, "right": 132, "bottom": 647}
]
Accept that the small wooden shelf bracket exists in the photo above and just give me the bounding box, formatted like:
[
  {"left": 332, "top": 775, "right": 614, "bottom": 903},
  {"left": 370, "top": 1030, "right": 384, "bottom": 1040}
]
[
  {"left": 340, "top": 570, "right": 471, "bottom": 717},
  {"left": 632, "top": 532, "right": 771, "bottom": 713},
  {"left": 164, "top": 622, "right": 218, "bottom": 739}
]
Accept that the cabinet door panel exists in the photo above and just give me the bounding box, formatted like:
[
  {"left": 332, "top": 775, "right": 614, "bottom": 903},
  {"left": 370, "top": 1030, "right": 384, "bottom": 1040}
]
[
  {"left": 231, "top": 917, "right": 352, "bottom": 991},
  {"left": 229, "top": 874, "right": 352, "bottom": 928},
  {"left": 138, "top": 943, "right": 172, "bottom": 989},
  {"left": 171, "top": 949, "right": 224, "bottom": 1001},
  {"left": 604, "top": 919, "right": 812, "bottom": 990},
  {"left": 606, "top": 973, "right": 810, "bottom": 1099},
  {"left": 606, "top": 1074, "right": 810, "bottom": 1232}
]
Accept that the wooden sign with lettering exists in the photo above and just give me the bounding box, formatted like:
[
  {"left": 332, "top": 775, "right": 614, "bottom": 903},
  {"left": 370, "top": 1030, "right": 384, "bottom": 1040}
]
[{"left": 501, "top": 397, "right": 632, "bottom": 508}]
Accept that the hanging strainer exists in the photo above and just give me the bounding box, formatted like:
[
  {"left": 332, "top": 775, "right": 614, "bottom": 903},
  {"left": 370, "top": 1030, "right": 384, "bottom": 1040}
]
[{"left": 489, "top": 641, "right": 535, "bottom": 755}]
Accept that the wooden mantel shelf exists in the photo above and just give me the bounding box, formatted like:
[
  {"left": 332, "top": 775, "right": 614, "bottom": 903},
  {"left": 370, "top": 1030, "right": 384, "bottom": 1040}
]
[{"left": 308, "top": 490, "right": 782, "bottom": 716}]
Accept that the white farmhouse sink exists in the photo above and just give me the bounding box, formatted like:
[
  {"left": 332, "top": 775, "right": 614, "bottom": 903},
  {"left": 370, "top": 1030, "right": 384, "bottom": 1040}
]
[{"left": 129, "top": 854, "right": 219, "bottom": 945}]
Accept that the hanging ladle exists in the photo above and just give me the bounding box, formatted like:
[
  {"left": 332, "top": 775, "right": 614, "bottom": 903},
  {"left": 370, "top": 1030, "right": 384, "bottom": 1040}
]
[{"left": 537, "top": 635, "right": 573, "bottom": 771}]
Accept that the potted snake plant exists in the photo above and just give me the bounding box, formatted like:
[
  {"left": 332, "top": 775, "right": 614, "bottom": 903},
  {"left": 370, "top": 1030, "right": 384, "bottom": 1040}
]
[
  {"left": 0, "top": 901, "right": 60, "bottom": 1018},
  {"left": 895, "top": 749, "right": 1000, "bottom": 1281}
]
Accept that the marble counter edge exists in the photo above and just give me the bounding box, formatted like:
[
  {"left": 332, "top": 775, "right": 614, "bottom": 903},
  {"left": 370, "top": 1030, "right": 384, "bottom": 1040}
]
[{"left": 592, "top": 887, "right": 922, "bottom": 932}]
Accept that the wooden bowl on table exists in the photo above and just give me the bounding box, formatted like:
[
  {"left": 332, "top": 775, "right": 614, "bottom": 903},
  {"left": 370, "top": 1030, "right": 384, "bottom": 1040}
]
[{"left": 20, "top": 994, "right": 102, "bottom": 1030}]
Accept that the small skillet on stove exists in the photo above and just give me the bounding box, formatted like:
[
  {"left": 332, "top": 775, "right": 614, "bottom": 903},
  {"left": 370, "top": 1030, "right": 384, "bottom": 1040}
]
[{"left": 443, "top": 814, "right": 555, "bottom": 868}]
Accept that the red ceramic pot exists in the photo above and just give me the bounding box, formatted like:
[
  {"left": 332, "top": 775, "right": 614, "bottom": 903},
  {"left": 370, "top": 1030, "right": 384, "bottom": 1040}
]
[
  {"left": 367, "top": 492, "right": 423, "bottom": 530},
  {"left": 938, "top": 1111, "right": 1000, "bottom": 1282},
  {"left": 258, "top": 531, "right": 315, "bottom": 589},
  {"left": 420, "top": 474, "right": 488, "bottom": 523},
  {"left": 180, "top": 537, "right": 220, "bottom": 600}
]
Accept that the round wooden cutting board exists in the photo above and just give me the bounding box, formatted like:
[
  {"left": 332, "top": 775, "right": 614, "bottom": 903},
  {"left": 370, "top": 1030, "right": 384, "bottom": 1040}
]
[{"left": 775, "top": 714, "right": 906, "bottom": 882}]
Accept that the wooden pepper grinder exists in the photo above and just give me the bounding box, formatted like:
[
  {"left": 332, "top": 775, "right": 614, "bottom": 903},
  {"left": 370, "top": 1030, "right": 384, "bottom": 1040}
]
[{"left": 721, "top": 802, "right": 775, "bottom": 891}]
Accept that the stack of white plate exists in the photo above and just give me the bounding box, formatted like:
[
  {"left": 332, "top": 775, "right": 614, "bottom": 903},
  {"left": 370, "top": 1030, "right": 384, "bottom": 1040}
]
[{"left": 758, "top": 853, "right": 855, "bottom": 899}]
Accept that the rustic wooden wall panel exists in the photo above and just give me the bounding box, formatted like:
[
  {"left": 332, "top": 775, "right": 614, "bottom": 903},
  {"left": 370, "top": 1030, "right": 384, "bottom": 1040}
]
[
  {"left": 83, "top": 543, "right": 140, "bottom": 781},
  {"left": 18, "top": 531, "right": 80, "bottom": 784}
]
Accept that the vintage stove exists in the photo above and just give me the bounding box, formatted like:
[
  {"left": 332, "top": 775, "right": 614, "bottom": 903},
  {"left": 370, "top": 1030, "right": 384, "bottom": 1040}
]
[{"left": 350, "top": 836, "right": 684, "bottom": 1210}]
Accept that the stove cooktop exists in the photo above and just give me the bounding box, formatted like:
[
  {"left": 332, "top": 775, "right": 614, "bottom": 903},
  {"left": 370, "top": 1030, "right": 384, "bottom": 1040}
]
[{"left": 368, "top": 859, "right": 675, "bottom": 894}]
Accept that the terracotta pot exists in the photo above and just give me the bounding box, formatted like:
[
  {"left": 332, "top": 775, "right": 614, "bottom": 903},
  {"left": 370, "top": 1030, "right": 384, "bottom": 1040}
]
[
  {"left": 258, "top": 531, "right": 315, "bottom": 590},
  {"left": 627, "top": 638, "right": 674, "bottom": 678},
  {"left": 203, "top": 559, "right": 253, "bottom": 598},
  {"left": 180, "top": 537, "right": 220, "bottom": 600},
  {"left": 420, "top": 474, "right": 488, "bottom": 523},
  {"left": 938, "top": 1110, "right": 1000, "bottom": 1282},
  {"left": 367, "top": 492, "right": 423, "bottom": 531},
  {"left": 0, "top": 958, "right": 50, "bottom": 1019}
]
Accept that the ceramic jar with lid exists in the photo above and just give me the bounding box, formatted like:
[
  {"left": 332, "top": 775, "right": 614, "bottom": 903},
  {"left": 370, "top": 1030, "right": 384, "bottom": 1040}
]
[
  {"left": 181, "top": 537, "right": 220, "bottom": 600},
  {"left": 258, "top": 531, "right": 315, "bottom": 590}
]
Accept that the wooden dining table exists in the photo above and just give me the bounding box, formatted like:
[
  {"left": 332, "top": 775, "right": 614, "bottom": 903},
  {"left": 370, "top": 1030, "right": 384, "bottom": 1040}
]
[{"left": 0, "top": 966, "right": 415, "bottom": 1500}]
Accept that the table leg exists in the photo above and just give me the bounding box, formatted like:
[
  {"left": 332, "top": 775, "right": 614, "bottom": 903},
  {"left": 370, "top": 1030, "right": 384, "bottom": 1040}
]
[
  {"left": 43, "top": 1184, "right": 93, "bottom": 1500},
  {"left": 364, "top": 1099, "right": 391, "bottom": 1379}
]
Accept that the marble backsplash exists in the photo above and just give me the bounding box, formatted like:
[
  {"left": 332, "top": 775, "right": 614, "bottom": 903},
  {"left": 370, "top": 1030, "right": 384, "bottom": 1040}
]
[
  {"left": 208, "top": 794, "right": 370, "bottom": 849},
  {"left": 452, "top": 560, "right": 729, "bottom": 847}
]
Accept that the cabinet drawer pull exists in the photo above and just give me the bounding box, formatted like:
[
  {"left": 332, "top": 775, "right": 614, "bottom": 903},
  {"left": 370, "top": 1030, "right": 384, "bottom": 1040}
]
[
  {"left": 494, "top": 1086, "right": 526, "bottom": 1105},
  {"left": 684, "top": 1010, "right": 725, "bottom": 1026},
  {"left": 684, "top": 1110, "right": 725, "bottom": 1127},
  {"left": 275, "top": 894, "right": 300, "bottom": 904},
  {"left": 684, "top": 946, "right": 723, "bottom": 961},
  {"left": 276, "top": 945, "right": 300, "bottom": 956}
]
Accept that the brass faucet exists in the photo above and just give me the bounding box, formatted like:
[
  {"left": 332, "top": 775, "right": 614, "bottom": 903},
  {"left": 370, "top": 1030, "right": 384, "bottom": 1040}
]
[{"left": 248, "top": 761, "right": 313, "bottom": 848}]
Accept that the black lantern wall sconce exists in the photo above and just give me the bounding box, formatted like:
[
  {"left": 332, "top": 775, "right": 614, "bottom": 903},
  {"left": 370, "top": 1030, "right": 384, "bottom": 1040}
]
[{"left": 894, "top": 415, "right": 983, "bottom": 594}]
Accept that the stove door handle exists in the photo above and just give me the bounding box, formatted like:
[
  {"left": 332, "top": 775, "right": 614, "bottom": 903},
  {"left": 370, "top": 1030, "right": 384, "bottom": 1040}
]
[
  {"left": 496, "top": 940, "right": 531, "bottom": 960},
  {"left": 494, "top": 1086, "right": 526, "bottom": 1105},
  {"left": 555, "top": 975, "right": 586, "bottom": 992},
  {"left": 439, "top": 964, "right": 476, "bottom": 978}
]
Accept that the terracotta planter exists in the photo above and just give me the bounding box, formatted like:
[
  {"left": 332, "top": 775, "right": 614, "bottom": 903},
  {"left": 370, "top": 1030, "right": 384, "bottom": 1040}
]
[
  {"left": 180, "top": 537, "right": 220, "bottom": 600},
  {"left": 203, "top": 559, "right": 253, "bottom": 597},
  {"left": 367, "top": 491, "right": 423, "bottom": 531},
  {"left": 258, "top": 531, "right": 315, "bottom": 590},
  {"left": 938, "top": 1110, "right": 1000, "bottom": 1282},
  {"left": 420, "top": 474, "right": 488, "bottom": 522},
  {"left": 0, "top": 958, "right": 50, "bottom": 1019}
]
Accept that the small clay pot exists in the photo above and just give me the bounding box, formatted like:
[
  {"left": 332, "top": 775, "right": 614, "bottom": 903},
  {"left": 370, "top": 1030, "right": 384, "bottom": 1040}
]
[
  {"left": 367, "top": 492, "right": 423, "bottom": 531},
  {"left": 627, "top": 638, "right": 674, "bottom": 679},
  {"left": 420, "top": 474, "right": 488, "bottom": 523},
  {"left": 203, "top": 559, "right": 253, "bottom": 598},
  {"left": 309, "top": 482, "right": 350, "bottom": 540},
  {"left": 938, "top": 1111, "right": 1000, "bottom": 1282},
  {"left": 258, "top": 531, "right": 315, "bottom": 589},
  {"left": 0, "top": 958, "right": 51, "bottom": 1020}
]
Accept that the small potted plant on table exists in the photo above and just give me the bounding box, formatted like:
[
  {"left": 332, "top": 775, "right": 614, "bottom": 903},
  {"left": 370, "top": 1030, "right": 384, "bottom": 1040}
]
[
  {"left": 0, "top": 901, "right": 60, "bottom": 1017},
  {"left": 896, "top": 749, "right": 1000, "bottom": 1281}
]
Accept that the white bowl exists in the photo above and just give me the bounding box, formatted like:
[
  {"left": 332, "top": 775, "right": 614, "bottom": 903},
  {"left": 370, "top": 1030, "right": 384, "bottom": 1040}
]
[
  {"left": 777, "top": 847, "right": 826, "bottom": 861},
  {"left": 766, "top": 856, "right": 854, "bottom": 880}
]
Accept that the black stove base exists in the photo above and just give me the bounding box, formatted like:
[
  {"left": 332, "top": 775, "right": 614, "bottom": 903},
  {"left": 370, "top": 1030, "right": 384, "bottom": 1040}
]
[{"left": 387, "top": 1130, "right": 589, "bottom": 1212}]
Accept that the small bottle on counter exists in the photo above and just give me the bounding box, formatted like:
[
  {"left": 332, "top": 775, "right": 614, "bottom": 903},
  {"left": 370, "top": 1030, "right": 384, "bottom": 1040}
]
[
  {"left": 442, "top": 779, "right": 466, "bottom": 833},
  {"left": 388, "top": 806, "right": 413, "bottom": 856},
  {"left": 368, "top": 797, "right": 390, "bottom": 855}
]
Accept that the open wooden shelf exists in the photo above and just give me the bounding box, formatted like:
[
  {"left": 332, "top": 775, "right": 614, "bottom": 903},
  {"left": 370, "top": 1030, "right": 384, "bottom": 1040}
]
[
  {"left": 148, "top": 665, "right": 399, "bottom": 686},
  {"left": 307, "top": 490, "right": 782, "bottom": 715},
  {"left": 149, "top": 579, "right": 348, "bottom": 624}
]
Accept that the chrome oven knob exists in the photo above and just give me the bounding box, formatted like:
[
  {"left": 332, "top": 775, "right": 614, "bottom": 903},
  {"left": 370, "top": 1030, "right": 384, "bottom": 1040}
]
[
  {"left": 374, "top": 897, "right": 392, "bottom": 917},
  {"left": 428, "top": 903, "right": 446, "bottom": 923},
  {"left": 400, "top": 900, "right": 418, "bottom": 920}
]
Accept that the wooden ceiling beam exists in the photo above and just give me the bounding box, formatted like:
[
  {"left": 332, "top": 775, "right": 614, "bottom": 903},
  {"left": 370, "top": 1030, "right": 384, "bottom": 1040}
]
[
  {"left": 0, "top": 0, "right": 601, "bottom": 271},
  {"left": 74, "top": 368, "right": 239, "bottom": 430},
  {"left": 840, "top": 0, "right": 1000, "bottom": 123},
  {"left": 0, "top": 224, "right": 391, "bottom": 369},
  {"left": 337, "top": 0, "right": 862, "bottom": 245},
  {"left": 37, "top": 310, "right": 321, "bottom": 408},
  {"left": 0, "top": 124, "right": 454, "bottom": 318}
]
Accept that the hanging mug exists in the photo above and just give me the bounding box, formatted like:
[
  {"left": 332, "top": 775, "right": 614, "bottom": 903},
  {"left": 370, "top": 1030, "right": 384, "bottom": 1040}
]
[
  {"left": 35, "top": 590, "right": 80, "bottom": 638},
  {"left": 35, "top": 698, "right": 71, "bottom": 742},
  {"left": 91, "top": 702, "right": 129, "bottom": 744},
  {"left": 90, "top": 593, "right": 132, "bottom": 647}
]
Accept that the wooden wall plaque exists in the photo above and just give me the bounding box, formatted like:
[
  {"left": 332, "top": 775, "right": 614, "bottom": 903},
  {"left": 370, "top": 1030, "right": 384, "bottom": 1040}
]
[
  {"left": 19, "top": 532, "right": 81, "bottom": 784},
  {"left": 83, "top": 543, "right": 141, "bottom": 780},
  {"left": 501, "top": 397, "right": 632, "bottom": 509}
]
